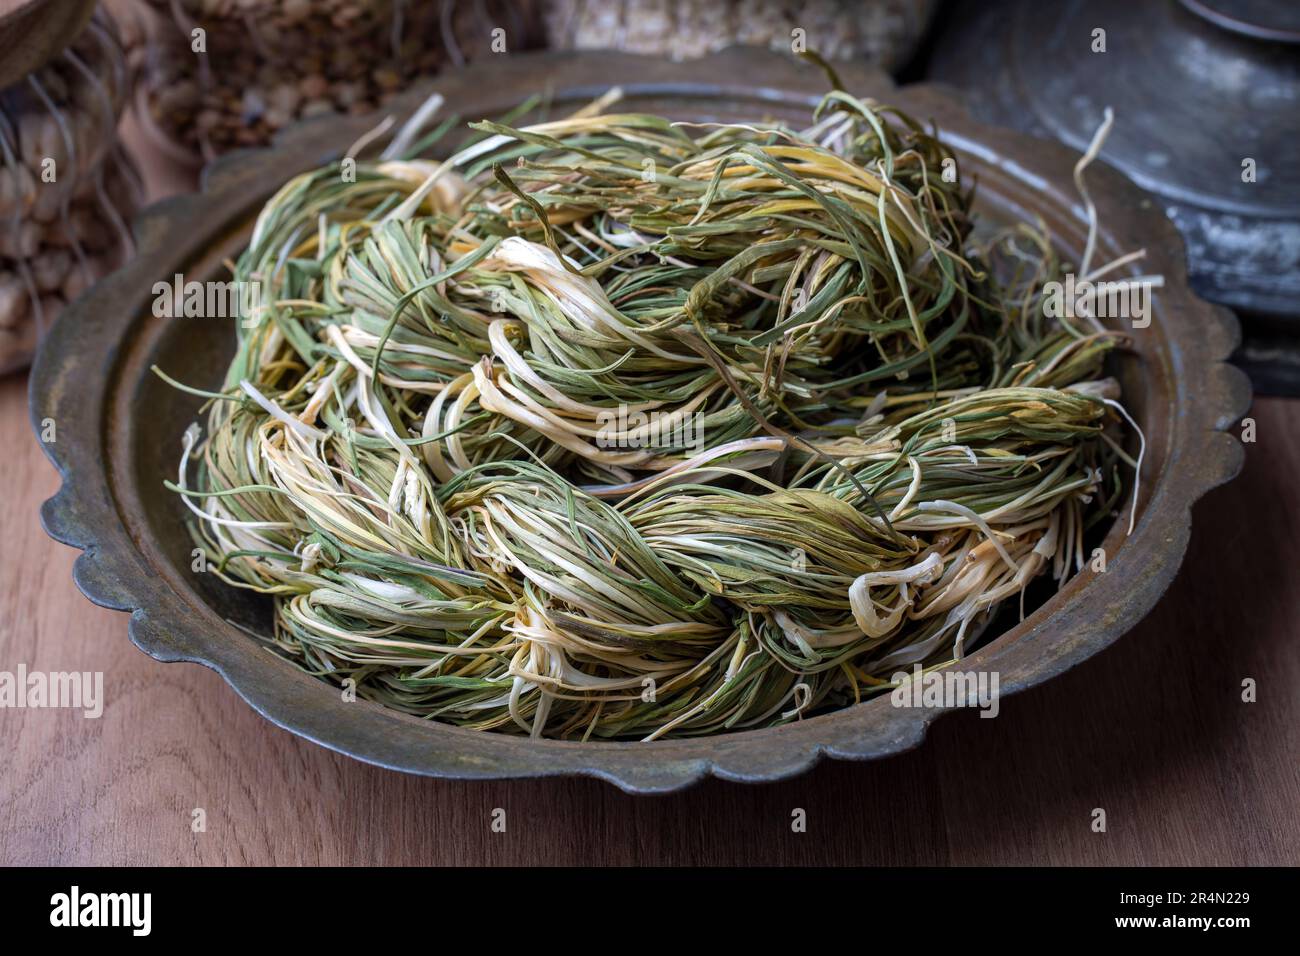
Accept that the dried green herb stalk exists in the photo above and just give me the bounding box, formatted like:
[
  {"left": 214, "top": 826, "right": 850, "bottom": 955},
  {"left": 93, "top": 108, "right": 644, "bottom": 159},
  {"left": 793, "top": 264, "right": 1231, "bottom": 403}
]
[{"left": 164, "top": 90, "right": 1139, "bottom": 739}]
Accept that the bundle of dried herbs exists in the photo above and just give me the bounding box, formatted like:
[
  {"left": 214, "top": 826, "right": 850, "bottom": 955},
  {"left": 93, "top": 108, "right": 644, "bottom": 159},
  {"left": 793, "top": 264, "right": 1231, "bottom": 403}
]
[{"left": 163, "top": 89, "right": 1143, "bottom": 739}]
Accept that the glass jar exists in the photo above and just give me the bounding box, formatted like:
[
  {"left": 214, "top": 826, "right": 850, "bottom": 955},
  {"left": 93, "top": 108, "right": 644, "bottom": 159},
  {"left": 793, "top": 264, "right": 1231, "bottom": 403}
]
[
  {"left": 134, "top": 0, "right": 540, "bottom": 164},
  {"left": 0, "top": 9, "right": 142, "bottom": 375}
]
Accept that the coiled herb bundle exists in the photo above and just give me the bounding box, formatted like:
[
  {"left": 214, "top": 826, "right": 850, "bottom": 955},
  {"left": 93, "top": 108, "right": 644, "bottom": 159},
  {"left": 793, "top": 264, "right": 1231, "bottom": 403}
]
[{"left": 165, "top": 90, "right": 1139, "bottom": 739}]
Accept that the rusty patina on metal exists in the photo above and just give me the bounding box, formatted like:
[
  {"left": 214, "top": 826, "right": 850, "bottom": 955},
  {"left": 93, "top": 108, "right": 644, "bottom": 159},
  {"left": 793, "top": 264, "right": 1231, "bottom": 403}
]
[{"left": 30, "top": 50, "right": 1251, "bottom": 793}]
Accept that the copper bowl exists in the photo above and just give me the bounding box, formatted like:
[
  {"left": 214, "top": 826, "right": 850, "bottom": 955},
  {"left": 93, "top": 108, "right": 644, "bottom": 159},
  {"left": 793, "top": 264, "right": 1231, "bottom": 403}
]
[{"left": 31, "top": 50, "right": 1250, "bottom": 792}]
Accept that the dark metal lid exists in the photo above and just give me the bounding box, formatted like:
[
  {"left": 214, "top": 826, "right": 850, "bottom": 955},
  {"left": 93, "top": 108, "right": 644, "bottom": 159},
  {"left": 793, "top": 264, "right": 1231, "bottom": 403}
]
[{"left": 931, "top": 0, "right": 1300, "bottom": 319}]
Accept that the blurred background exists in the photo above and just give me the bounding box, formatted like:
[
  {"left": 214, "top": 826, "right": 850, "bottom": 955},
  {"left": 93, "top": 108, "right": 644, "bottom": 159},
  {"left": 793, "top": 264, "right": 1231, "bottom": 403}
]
[{"left": 1, "top": 0, "right": 1295, "bottom": 385}]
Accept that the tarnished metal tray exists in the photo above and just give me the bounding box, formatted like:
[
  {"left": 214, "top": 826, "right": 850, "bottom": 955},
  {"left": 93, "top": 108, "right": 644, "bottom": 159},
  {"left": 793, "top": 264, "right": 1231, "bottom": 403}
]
[{"left": 30, "top": 50, "right": 1251, "bottom": 792}]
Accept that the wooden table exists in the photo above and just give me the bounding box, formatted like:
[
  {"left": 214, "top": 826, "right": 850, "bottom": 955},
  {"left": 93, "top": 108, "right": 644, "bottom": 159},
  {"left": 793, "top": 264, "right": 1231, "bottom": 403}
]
[{"left": 1, "top": 373, "right": 1295, "bottom": 866}]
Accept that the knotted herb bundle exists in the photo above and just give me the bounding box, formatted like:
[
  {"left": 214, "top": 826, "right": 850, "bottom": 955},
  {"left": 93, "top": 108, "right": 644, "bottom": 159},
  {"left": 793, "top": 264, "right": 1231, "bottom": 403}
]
[{"left": 165, "top": 90, "right": 1140, "bottom": 739}]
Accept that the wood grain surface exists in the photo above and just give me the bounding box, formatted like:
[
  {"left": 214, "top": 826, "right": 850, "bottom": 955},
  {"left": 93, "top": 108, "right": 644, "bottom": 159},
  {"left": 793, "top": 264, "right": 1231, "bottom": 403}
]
[{"left": 0, "top": 373, "right": 1295, "bottom": 866}]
